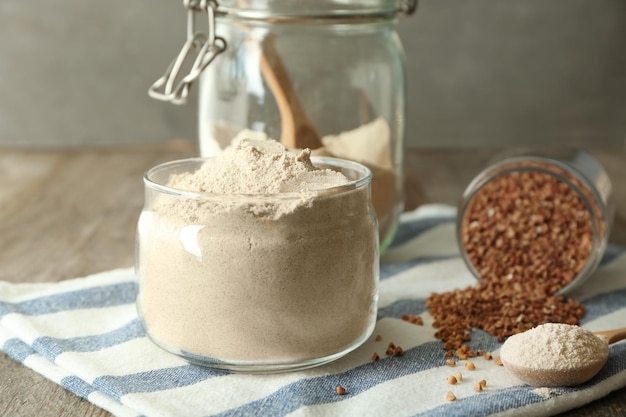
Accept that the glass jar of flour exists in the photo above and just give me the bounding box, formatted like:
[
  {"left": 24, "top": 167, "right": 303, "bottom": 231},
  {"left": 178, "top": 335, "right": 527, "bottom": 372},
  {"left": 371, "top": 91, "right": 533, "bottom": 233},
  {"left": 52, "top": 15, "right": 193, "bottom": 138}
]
[
  {"left": 136, "top": 149, "right": 379, "bottom": 373},
  {"left": 149, "top": 0, "right": 416, "bottom": 251}
]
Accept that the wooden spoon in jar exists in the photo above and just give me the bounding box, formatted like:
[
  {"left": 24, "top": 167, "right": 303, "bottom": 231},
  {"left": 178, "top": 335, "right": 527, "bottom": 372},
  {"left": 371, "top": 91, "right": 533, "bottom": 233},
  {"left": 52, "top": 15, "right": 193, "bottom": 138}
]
[
  {"left": 501, "top": 326, "right": 626, "bottom": 387},
  {"left": 259, "top": 34, "right": 323, "bottom": 150}
]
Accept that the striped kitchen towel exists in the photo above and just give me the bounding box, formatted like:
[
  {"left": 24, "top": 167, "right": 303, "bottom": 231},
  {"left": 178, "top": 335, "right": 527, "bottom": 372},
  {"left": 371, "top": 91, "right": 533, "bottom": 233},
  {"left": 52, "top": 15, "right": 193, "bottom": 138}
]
[{"left": 1, "top": 204, "right": 626, "bottom": 417}]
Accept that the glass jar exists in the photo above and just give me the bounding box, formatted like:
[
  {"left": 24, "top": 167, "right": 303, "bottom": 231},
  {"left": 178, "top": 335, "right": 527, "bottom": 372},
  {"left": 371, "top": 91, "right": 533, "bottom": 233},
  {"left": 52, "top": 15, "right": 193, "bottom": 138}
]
[
  {"left": 457, "top": 149, "right": 614, "bottom": 295},
  {"left": 136, "top": 156, "right": 379, "bottom": 373},
  {"left": 150, "top": 0, "right": 416, "bottom": 252}
]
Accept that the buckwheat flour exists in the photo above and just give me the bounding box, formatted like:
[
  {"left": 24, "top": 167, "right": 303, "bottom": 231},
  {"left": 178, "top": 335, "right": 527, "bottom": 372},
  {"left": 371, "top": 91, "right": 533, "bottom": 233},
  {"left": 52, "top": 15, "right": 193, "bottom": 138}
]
[
  {"left": 500, "top": 323, "right": 609, "bottom": 371},
  {"left": 137, "top": 137, "right": 378, "bottom": 365}
]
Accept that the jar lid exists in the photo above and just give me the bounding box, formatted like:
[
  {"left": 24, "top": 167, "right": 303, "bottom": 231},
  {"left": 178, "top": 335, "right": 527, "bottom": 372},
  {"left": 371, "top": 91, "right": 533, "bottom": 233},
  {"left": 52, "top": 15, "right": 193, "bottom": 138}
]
[{"left": 216, "top": 0, "right": 418, "bottom": 20}]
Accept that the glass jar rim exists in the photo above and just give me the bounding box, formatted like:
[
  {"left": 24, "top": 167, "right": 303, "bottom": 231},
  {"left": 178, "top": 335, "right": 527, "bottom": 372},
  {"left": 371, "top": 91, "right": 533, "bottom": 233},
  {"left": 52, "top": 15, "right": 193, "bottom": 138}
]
[
  {"left": 215, "top": 0, "right": 417, "bottom": 20},
  {"left": 144, "top": 156, "right": 372, "bottom": 201},
  {"left": 461, "top": 155, "right": 609, "bottom": 225}
]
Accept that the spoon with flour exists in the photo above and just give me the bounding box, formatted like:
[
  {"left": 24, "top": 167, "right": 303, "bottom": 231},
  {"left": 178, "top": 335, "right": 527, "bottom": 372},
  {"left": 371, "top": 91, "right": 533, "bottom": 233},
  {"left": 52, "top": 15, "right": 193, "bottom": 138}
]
[{"left": 500, "top": 323, "right": 626, "bottom": 387}]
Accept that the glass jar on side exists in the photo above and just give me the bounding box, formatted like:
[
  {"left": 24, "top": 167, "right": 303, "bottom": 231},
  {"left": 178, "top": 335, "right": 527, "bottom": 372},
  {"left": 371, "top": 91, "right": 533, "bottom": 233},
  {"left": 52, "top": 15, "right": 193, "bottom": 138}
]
[
  {"left": 457, "top": 149, "right": 614, "bottom": 295},
  {"left": 136, "top": 157, "right": 379, "bottom": 373}
]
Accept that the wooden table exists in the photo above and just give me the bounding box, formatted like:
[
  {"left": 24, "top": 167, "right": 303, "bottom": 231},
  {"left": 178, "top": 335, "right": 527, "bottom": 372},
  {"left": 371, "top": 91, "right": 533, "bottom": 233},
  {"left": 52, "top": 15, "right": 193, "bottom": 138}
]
[{"left": 1, "top": 143, "right": 624, "bottom": 417}]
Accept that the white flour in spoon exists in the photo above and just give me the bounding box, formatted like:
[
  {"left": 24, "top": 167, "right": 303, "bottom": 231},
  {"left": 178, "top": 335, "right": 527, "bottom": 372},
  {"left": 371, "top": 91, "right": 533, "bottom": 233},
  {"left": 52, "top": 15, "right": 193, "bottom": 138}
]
[{"left": 501, "top": 323, "right": 609, "bottom": 371}]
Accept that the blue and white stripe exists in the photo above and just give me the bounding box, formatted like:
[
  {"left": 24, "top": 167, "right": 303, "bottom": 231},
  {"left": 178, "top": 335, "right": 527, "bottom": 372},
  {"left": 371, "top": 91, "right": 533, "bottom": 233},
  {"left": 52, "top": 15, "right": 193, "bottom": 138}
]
[{"left": 1, "top": 205, "right": 625, "bottom": 417}]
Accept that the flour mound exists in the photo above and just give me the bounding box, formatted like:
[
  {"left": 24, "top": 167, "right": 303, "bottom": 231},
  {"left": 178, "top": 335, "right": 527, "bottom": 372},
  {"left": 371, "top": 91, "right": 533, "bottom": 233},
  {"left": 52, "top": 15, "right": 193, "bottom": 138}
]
[
  {"left": 169, "top": 137, "right": 349, "bottom": 195},
  {"left": 501, "top": 323, "right": 609, "bottom": 371}
]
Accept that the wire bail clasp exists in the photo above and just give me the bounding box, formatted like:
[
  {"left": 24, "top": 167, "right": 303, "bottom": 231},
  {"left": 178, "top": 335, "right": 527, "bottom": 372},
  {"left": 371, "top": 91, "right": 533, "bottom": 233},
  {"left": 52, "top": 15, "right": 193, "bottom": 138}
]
[{"left": 149, "top": 0, "right": 226, "bottom": 105}]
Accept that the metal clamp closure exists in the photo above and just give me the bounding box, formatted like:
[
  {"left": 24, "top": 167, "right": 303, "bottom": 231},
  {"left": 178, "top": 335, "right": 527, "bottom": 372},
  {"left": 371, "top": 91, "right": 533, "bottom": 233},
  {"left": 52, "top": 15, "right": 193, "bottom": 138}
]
[{"left": 149, "top": 0, "right": 227, "bottom": 105}]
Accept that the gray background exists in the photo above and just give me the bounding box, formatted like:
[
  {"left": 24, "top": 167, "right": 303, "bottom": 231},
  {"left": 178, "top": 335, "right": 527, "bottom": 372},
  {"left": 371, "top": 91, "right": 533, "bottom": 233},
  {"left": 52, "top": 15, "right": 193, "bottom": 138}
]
[{"left": 1, "top": 0, "right": 624, "bottom": 149}]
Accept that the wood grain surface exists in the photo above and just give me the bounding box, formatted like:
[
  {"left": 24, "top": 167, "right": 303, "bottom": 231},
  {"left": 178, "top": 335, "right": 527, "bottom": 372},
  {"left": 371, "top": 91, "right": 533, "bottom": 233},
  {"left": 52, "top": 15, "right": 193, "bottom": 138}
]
[{"left": 0, "top": 143, "right": 624, "bottom": 417}]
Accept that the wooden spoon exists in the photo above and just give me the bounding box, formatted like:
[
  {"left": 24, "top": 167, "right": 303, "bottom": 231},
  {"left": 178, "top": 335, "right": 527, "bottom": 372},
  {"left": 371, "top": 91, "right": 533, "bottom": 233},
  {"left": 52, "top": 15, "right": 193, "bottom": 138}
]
[
  {"left": 502, "top": 326, "right": 626, "bottom": 387},
  {"left": 259, "top": 34, "right": 322, "bottom": 150},
  {"left": 594, "top": 327, "right": 626, "bottom": 344}
]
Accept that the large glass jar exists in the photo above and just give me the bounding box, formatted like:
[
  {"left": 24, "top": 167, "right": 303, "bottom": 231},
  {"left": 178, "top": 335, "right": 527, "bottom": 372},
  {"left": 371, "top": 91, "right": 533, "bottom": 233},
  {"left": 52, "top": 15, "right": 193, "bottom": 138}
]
[{"left": 182, "top": 0, "right": 415, "bottom": 251}]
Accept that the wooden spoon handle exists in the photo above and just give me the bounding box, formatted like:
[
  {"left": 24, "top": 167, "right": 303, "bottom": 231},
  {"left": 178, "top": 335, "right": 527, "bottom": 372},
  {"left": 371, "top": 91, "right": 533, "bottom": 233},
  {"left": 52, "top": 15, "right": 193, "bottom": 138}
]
[
  {"left": 259, "top": 34, "right": 322, "bottom": 150},
  {"left": 594, "top": 327, "right": 626, "bottom": 344}
]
